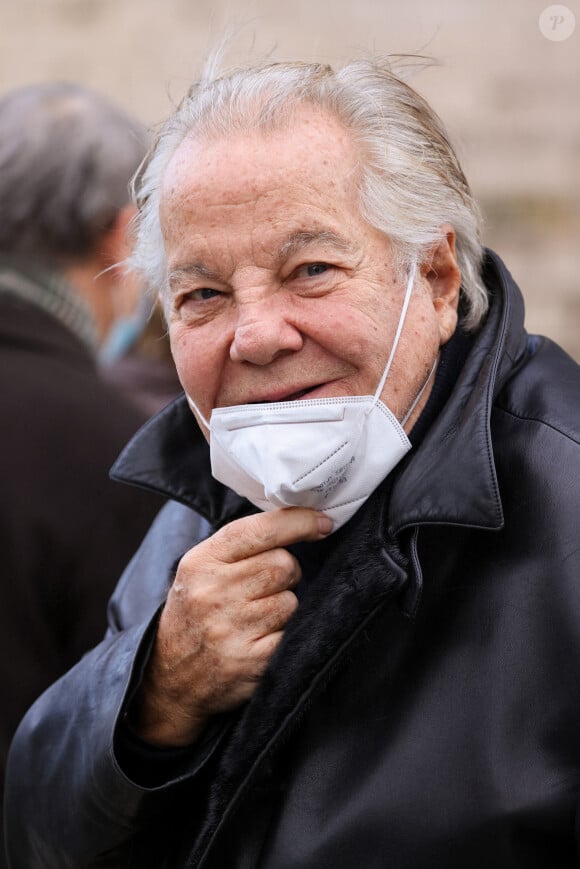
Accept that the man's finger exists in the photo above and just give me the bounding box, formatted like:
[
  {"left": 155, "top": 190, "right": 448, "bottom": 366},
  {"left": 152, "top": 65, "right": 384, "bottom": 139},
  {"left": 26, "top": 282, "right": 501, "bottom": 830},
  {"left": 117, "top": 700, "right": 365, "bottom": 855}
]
[
  {"left": 205, "top": 508, "right": 333, "bottom": 563},
  {"left": 242, "top": 550, "right": 302, "bottom": 600}
]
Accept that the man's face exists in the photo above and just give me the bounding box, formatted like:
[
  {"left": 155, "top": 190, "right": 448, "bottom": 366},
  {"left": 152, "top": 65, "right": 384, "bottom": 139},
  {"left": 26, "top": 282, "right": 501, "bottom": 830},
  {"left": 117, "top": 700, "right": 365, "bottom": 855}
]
[{"left": 161, "top": 105, "right": 460, "bottom": 436}]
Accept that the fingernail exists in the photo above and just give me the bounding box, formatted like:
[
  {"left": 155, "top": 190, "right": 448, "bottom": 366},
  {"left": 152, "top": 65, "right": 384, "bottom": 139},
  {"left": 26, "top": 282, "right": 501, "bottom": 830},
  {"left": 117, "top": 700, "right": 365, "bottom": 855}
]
[{"left": 317, "top": 515, "right": 334, "bottom": 536}]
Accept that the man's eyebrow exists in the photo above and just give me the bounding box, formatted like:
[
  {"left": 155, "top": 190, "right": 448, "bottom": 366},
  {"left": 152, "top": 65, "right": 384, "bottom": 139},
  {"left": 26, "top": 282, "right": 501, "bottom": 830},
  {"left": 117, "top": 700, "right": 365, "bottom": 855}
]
[
  {"left": 277, "top": 230, "right": 356, "bottom": 261},
  {"left": 167, "top": 232, "right": 355, "bottom": 290},
  {"left": 167, "top": 262, "right": 222, "bottom": 290}
]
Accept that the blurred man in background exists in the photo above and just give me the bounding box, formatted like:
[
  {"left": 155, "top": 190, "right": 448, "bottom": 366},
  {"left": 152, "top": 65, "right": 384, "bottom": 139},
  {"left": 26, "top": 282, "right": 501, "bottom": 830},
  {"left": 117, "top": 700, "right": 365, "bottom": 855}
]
[{"left": 0, "top": 81, "right": 166, "bottom": 867}]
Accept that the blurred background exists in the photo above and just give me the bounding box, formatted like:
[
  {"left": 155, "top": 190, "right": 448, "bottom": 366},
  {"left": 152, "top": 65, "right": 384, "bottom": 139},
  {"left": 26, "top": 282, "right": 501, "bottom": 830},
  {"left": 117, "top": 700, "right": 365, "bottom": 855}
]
[{"left": 1, "top": 0, "right": 578, "bottom": 356}]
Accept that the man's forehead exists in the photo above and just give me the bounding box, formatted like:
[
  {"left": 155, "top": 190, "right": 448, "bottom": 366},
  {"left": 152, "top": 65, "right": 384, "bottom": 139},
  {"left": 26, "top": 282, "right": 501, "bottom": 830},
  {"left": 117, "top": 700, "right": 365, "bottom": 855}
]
[
  {"left": 162, "top": 108, "right": 358, "bottom": 200},
  {"left": 160, "top": 109, "right": 367, "bottom": 281}
]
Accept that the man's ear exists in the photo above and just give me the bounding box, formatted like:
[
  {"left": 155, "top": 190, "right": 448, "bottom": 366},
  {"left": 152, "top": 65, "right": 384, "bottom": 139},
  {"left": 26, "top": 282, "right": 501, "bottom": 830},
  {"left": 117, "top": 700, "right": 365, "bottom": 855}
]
[
  {"left": 94, "top": 204, "right": 141, "bottom": 331},
  {"left": 422, "top": 224, "right": 461, "bottom": 346},
  {"left": 157, "top": 289, "right": 170, "bottom": 324},
  {"left": 98, "top": 203, "right": 138, "bottom": 267}
]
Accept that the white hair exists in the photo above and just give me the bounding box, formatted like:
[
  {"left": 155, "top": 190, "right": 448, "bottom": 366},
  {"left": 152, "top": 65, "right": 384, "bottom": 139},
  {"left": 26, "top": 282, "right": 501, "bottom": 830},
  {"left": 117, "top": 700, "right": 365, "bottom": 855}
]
[{"left": 132, "top": 58, "right": 487, "bottom": 330}]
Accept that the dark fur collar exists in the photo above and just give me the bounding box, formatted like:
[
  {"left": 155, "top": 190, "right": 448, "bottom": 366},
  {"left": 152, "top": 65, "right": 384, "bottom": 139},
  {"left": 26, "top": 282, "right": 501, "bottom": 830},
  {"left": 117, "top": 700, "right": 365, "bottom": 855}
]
[{"left": 186, "top": 491, "right": 411, "bottom": 867}]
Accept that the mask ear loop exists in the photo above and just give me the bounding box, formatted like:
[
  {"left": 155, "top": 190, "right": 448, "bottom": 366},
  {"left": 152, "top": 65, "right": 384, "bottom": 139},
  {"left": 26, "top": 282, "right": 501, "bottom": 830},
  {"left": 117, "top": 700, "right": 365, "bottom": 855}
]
[
  {"left": 401, "top": 356, "right": 438, "bottom": 427},
  {"left": 370, "top": 260, "right": 417, "bottom": 409},
  {"left": 186, "top": 394, "right": 211, "bottom": 431}
]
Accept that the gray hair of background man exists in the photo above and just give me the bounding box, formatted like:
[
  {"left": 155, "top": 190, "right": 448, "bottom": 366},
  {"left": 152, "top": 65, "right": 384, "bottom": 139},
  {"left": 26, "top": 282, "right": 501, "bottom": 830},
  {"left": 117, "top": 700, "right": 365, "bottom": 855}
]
[
  {"left": 131, "top": 58, "right": 488, "bottom": 331},
  {"left": 0, "top": 81, "right": 148, "bottom": 266}
]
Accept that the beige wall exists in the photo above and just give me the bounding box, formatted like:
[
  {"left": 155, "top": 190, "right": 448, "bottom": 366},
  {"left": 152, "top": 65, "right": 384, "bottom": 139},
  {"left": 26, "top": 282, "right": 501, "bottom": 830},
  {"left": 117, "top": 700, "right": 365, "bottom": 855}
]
[{"left": 1, "top": 0, "right": 579, "bottom": 355}]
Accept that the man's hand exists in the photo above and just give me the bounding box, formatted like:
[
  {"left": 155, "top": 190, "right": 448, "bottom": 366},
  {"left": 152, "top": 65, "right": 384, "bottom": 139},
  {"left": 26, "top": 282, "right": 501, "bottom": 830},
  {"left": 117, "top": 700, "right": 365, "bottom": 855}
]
[{"left": 130, "top": 507, "right": 333, "bottom": 746}]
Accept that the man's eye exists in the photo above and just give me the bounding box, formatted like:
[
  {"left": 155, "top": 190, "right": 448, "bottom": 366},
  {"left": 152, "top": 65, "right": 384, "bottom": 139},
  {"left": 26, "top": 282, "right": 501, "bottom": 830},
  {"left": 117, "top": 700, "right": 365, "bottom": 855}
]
[
  {"left": 307, "top": 263, "right": 329, "bottom": 276},
  {"left": 294, "top": 262, "right": 331, "bottom": 278},
  {"left": 185, "top": 287, "right": 221, "bottom": 302}
]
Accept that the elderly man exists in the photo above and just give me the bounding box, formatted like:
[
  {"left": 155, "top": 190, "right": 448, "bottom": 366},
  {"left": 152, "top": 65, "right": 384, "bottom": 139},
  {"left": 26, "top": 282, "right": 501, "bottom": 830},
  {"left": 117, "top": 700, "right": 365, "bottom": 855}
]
[{"left": 6, "top": 59, "right": 580, "bottom": 868}]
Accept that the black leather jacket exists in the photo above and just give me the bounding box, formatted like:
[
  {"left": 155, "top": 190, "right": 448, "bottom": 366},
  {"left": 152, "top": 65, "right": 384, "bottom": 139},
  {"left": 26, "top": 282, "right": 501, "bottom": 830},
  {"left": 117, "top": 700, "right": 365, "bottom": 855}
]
[{"left": 6, "top": 252, "right": 580, "bottom": 868}]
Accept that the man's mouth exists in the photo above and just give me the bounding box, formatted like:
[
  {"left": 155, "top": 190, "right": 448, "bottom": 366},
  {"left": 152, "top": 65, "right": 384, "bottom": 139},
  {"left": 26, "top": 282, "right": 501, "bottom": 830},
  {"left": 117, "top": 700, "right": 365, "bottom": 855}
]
[{"left": 249, "top": 384, "right": 325, "bottom": 404}]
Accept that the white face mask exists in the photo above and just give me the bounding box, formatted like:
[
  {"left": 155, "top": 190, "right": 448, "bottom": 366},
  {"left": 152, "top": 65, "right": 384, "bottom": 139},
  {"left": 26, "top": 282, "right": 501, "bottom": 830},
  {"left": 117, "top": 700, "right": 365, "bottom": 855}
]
[{"left": 188, "top": 261, "right": 432, "bottom": 531}]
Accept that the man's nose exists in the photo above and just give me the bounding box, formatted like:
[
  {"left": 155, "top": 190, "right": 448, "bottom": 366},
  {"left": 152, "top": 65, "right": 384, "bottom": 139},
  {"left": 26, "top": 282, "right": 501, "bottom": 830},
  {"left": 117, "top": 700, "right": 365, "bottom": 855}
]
[{"left": 229, "top": 298, "right": 303, "bottom": 365}]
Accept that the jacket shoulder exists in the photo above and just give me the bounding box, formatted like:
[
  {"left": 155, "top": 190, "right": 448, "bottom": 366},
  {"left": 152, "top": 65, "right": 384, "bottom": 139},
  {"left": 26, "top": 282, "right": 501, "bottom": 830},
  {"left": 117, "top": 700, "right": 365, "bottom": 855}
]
[{"left": 496, "top": 335, "right": 580, "bottom": 446}]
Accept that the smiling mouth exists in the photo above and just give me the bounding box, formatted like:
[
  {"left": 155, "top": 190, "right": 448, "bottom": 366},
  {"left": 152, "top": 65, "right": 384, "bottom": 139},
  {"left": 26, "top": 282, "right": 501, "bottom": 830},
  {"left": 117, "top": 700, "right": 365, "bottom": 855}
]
[{"left": 250, "top": 384, "right": 324, "bottom": 404}]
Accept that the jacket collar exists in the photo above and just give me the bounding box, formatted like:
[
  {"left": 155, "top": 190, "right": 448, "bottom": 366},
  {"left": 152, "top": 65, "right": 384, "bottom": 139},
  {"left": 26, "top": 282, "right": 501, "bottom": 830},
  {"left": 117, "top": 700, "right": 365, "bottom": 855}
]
[
  {"left": 388, "top": 249, "right": 528, "bottom": 534},
  {"left": 111, "top": 250, "right": 528, "bottom": 533},
  {"left": 111, "top": 396, "right": 251, "bottom": 528}
]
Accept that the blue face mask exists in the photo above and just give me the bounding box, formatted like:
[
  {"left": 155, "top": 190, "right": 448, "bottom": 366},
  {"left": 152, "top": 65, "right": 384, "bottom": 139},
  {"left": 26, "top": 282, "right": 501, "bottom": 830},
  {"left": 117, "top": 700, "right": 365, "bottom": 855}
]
[
  {"left": 98, "top": 297, "right": 153, "bottom": 365},
  {"left": 98, "top": 315, "right": 143, "bottom": 364}
]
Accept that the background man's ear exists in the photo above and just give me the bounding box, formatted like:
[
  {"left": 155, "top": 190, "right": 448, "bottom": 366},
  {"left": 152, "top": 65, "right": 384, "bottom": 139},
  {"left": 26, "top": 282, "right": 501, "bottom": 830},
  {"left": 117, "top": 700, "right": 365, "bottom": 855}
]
[
  {"left": 87, "top": 204, "right": 141, "bottom": 341},
  {"left": 98, "top": 203, "right": 138, "bottom": 267}
]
